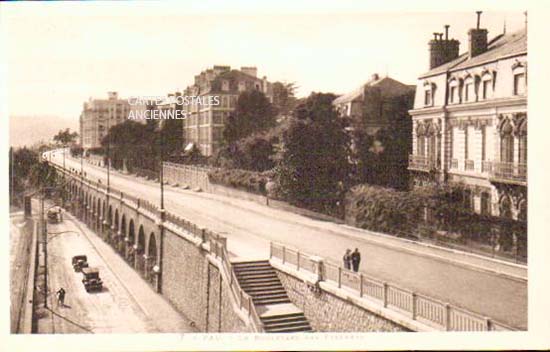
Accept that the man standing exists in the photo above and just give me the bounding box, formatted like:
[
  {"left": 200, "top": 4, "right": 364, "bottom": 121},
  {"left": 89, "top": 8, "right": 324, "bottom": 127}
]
[
  {"left": 343, "top": 249, "right": 352, "bottom": 270},
  {"left": 56, "top": 287, "right": 66, "bottom": 307},
  {"left": 351, "top": 248, "right": 361, "bottom": 272}
]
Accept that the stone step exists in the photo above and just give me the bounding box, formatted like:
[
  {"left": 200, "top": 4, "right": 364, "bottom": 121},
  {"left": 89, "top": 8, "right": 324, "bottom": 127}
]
[
  {"left": 247, "top": 291, "right": 288, "bottom": 298},
  {"left": 235, "top": 268, "right": 277, "bottom": 276},
  {"left": 263, "top": 320, "right": 312, "bottom": 330},
  {"left": 261, "top": 312, "right": 307, "bottom": 323},
  {"left": 232, "top": 260, "right": 270, "bottom": 267},
  {"left": 253, "top": 297, "right": 292, "bottom": 305},
  {"left": 237, "top": 273, "right": 278, "bottom": 281},
  {"left": 264, "top": 325, "right": 313, "bottom": 333},
  {"left": 242, "top": 286, "right": 286, "bottom": 294},
  {"left": 240, "top": 280, "right": 283, "bottom": 288}
]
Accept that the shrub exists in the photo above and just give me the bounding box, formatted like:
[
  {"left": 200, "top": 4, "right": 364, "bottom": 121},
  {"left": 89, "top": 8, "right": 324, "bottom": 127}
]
[{"left": 208, "top": 168, "right": 270, "bottom": 195}]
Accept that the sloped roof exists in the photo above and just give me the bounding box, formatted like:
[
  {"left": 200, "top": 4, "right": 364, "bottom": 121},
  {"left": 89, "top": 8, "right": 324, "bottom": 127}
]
[
  {"left": 333, "top": 76, "right": 412, "bottom": 105},
  {"left": 420, "top": 28, "right": 527, "bottom": 78}
]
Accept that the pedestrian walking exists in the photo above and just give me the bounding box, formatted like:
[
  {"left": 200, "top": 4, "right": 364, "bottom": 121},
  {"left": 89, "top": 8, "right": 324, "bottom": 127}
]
[
  {"left": 351, "top": 248, "right": 361, "bottom": 272},
  {"left": 56, "top": 287, "right": 66, "bottom": 307},
  {"left": 343, "top": 249, "right": 352, "bottom": 270}
]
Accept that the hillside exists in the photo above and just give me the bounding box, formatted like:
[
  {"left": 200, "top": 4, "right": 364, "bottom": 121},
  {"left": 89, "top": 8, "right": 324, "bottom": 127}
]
[{"left": 9, "top": 115, "right": 79, "bottom": 148}]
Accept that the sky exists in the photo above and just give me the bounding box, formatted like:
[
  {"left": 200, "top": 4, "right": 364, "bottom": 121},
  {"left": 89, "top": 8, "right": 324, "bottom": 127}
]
[{"left": 1, "top": 2, "right": 527, "bottom": 121}]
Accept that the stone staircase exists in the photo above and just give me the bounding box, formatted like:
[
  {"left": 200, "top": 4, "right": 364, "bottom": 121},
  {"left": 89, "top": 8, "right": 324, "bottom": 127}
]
[
  {"left": 233, "top": 260, "right": 313, "bottom": 332},
  {"left": 260, "top": 311, "right": 313, "bottom": 333}
]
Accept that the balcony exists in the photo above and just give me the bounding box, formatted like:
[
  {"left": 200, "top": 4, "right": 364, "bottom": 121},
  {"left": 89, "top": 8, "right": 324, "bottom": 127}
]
[
  {"left": 408, "top": 154, "right": 438, "bottom": 172},
  {"left": 488, "top": 161, "right": 527, "bottom": 185},
  {"left": 464, "top": 159, "right": 475, "bottom": 171}
]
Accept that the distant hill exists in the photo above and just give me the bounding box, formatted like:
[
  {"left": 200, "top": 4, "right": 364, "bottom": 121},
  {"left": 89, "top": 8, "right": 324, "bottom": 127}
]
[{"left": 9, "top": 115, "right": 79, "bottom": 148}]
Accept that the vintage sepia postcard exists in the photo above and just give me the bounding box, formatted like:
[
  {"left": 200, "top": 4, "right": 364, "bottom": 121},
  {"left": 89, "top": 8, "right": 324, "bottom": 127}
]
[{"left": 2, "top": 0, "right": 549, "bottom": 351}]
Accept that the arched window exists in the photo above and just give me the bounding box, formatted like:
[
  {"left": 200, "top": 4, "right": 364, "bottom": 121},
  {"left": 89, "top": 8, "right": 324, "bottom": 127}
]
[
  {"left": 518, "top": 119, "right": 527, "bottom": 165},
  {"left": 499, "top": 195, "right": 512, "bottom": 219},
  {"left": 416, "top": 123, "right": 426, "bottom": 156},
  {"left": 481, "top": 71, "right": 493, "bottom": 100},
  {"left": 512, "top": 62, "right": 527, "bottom": 95},
  {"left": 500, "top": 121, "right": 514, "bottom": 163},
  {"left": 448, "top": 78, "right": 459, "bottom": 104},
  {"left": 423, "top": 82, "right": 436, "bottom": 107},
  {"left": 463, "top": 75, "right": 475, "bottom": 103},
  {"left": 517, "top": 199, "right": 527, "bottom": 222}
]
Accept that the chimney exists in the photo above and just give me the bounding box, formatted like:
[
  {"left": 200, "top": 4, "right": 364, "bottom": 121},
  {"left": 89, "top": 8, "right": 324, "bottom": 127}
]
[
  {"left": 468, "top": 11, "right": 489, "bottom": 58},
  {"left": 240, "top": 66, "right": 258, "bottom": 77},
  {"left": 428, "top": 26, "right": 460, "bottom": 69},
  {"left": 371, "top": 73, "right": 379, "bottom": 81}
]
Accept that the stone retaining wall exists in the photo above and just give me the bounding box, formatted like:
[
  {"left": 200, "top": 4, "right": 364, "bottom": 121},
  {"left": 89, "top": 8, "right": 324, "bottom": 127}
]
[{"left": 275, "top": 268, "right": 409, "bottom": 332}]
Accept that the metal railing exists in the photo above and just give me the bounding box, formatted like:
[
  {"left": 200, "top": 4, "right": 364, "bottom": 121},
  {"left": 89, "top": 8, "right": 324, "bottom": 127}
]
[
  {"left": 408, "top": 154, "right": 438, "bottom": 172},
  {"left": 50, "top": 162, "right": 264, "bottom": 332},
  {"left": 489, "top": 162, "right": 527, "bottom": 183},
  {"left": 270, "top": 242, "right": 517, "bottom": 331},
  {"left": 464, "top": 159, "right": 475, "bottom": 171}
]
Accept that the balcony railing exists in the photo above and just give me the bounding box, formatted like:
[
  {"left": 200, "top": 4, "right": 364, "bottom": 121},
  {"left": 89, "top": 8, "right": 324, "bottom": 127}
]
[
  {"left": 481, "top": 160, "right": 492, "bottom": 173},
  {"left": 449, "top": 158, "right": 458, "bottom": 169},
  {"left": 489, "top": 161, "right": 527, "bottom": 184},
  {"left": 464, "top": 159, "right": 475, "bottom": 171},
  {"left": 409, "top": 155, "right": 438, "bottom": 172}
]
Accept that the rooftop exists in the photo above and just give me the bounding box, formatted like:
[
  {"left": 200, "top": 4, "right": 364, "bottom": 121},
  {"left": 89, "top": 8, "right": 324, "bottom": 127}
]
[{"left": 419, "top": 28, "right": 527, "bottom": 78}]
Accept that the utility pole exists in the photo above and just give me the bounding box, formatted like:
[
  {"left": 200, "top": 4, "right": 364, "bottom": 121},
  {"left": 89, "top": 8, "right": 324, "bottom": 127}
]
[{"left": 158, "top": 118, "right": 165, "bottom": 293}]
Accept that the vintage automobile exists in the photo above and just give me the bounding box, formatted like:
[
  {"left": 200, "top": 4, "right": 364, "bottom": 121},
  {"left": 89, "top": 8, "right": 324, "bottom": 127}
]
[
  {"left": 47, "top": 207, "right": 62, "bottom": 224},
  {"left": 71, "top": 255, "right": 89, "bottom": 272},
  {"left": 81, "top": 267, "right": 103, "bottom": 292}
]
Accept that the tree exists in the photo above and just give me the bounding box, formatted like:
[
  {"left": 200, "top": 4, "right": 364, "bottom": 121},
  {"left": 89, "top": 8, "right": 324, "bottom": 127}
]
[
  {"left": 222, "top": 90, "right": 276, "bottom": 145},
  {"left": 101, "top": 120, "right": 157, "bottom": 172},
  {"left": 10, "top": 147, "right": 39, "bottom": 204},
  {"left": 53, "top": 128, "right": 78, "bottom": 146},
  {"left": 272, "top": 81, "right": 298, "bottom": 117},
  {"left": 350, "top": 90, "right": 414, "bottom": 190},
  {"left": 275, "top": 92, "right": 352, "bottom": 217}
]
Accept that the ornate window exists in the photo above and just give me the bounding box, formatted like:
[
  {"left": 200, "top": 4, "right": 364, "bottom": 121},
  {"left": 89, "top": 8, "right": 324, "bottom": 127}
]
[
  {"left": 481, "top": 71, "right": 493, "bottom": 100},
  {"left": 416, "top": 123, "right": 426, "bottom": 156},
  {"left": 221, "top": 80, "right": 230, "bottom": 91},
  {"left": 448, "top": 78, "right": 459, "bottom": 104},
  {"left": 500, "top": 121, "right": 514, "bottom": 163},
  {"left": 423, "top": 81, "right": 436, "bottom": 107},
  {"left": 512, "top": 61, "right": 527, "bottom": 96},
  {"left": 481, "top": 192, "right": 491, "bottom": 215},
  {"left": 463, "top": 75, "right": 474, "bottom": 103},
  {"left": 499, "top": 195, "right": 512, "bottom": 219},
  {"left": 517, "top": 199, "right": 527, "bottom": 222},
  {"left": 518, "top": 119, "right": 527, "bottom": 164}
]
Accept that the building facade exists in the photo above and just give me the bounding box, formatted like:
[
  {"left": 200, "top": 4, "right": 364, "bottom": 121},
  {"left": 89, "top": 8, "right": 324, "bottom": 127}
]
[
  {"left": 408, "top": 15, "right": 527, "bottom": 221},
  {"left": 182, "top": 66, "right": 273, "bottom": 156},
  {"left": 80, "top": 92, "right": 148, "bottom": 150},
  {"left": 334, "top": 73, "right": 415, "bottom": 135}
]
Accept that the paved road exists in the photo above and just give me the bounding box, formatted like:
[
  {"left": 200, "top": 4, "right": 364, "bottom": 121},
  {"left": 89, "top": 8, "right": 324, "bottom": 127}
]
[
  {"left": 48, "top": 151, "right": 528, "bottom": 329},
  {"left": 38, "top": 207, "right": 195, "bottom": 333}
]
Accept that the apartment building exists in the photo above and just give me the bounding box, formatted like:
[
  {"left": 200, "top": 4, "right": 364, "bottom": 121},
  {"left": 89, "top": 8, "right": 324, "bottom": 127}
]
[
  {"left": 182, "top": 66, "right": 273, "bottom": 156},
  {"left": 408, "top": 13, "right": 527, "bottom": 220},
  {"left": 80, "top": 92, "right": 148, "bottom": 150}
]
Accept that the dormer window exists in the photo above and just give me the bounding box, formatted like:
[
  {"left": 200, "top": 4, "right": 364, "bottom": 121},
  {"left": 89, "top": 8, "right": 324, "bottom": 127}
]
[
  {"left": 448, "top": 78, "right": 459, "bottom": 104},
  {"left": 238, "top": 81, "right": 246, "bottom": 92},
  {"left": 423, "top": 81, "right": 436, "bottom": 107},
  {"left": 221, "top": 80, "right": 229, "bottom": 91},
  {"left": 481, "top": 71, "right": 493, "bottom": 100},
  {"left": 463, "top": 75, "right": 474, "bottom": 103},
  {"left": 512, "top": 61, "right": 527, "bottom": 96}
]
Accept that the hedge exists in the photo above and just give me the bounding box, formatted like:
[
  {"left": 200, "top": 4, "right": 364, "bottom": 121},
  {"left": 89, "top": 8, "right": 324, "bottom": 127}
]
[
  {"left": 345, "top": 184, "right": 527, "bottom": 259},
  {"left": 208, "top": 168, "right": 270, "bottom": 195}
]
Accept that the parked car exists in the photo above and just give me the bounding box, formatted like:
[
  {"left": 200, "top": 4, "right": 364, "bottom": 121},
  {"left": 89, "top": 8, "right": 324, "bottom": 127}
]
[
  {"left": 71, "top": 255, "right": 89, "bottom": 272},
  {"left": 81, "top": 267, "right": 103, "bottom": 292},
  {"left": 47, "top": 207, "right": 62, "bottom": 224}
]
